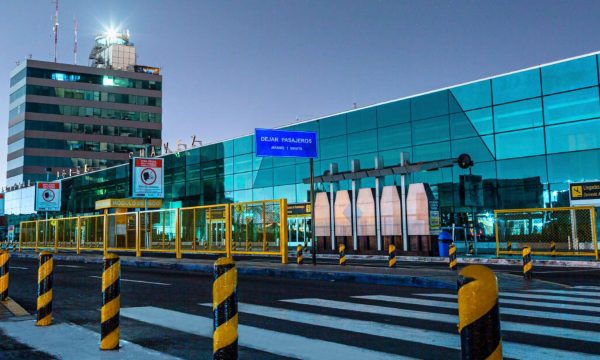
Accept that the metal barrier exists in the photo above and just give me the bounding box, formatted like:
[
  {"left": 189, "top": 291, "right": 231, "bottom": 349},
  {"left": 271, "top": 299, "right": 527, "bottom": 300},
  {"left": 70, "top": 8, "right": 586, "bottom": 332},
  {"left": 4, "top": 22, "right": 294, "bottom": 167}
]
[
  {"left": 495, "top": 206, "right": 598, "bottom": 260},
  {"left": 19, "top": 199, "right": 289, "bottom": 263}
]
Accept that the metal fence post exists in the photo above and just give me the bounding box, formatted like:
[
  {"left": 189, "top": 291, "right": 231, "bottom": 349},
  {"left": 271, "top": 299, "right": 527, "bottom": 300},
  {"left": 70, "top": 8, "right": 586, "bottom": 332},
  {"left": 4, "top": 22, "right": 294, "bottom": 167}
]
[
  {"left": 176, "top": 209, "right": 182, "bottom": 259},
  {"left": 103, "top": 214, "right": 108, "bottom": 257},
  {"left": 135, "top": 211, "right": 141, "bottom": 257},
  {"left": 226, "top": 205, "right": 232, "bottom": 258},
  {"left": 279, "top": 199, "right": 288, "bottom": 264},
  {"left": 54, "top": 220, "right": 59, "bottom": 253},
  {"left": 35, "top": 221, "right": 39, "bottom": 252},
  {"left": 458, "top": 265, "right": 502, "bottom": 359}
]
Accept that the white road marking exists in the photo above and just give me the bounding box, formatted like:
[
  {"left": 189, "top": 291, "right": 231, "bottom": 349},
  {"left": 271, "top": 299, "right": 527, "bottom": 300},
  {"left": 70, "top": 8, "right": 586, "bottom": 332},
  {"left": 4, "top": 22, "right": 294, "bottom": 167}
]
[
  {"left": 89, "top": 276, "right": 170, "bottom": 286},
  {"left": 525, "top": 289, "right": 600, "bottom": 297},
  {"left": 57, "top": 265, "right": 83, "bottom": 268},
  {"left": 501, "top": 291, "right": 600, "bottom": 304},
  {"left": 0, "top": 320, "right": 181, "bottom": 360},
  {"left": 575, "top": 286, "right": 600, "bottom": 290},
  {"left": 122, "top": 306, "right": 409, "bottom": 360},
  {"left": 9, "top": 266, "right": 28, "bottom": 270},
  {"left": 352, "top": 295, "right": 600, "bottom": 342},
  {"left": 274, "top": 299, "right": 595, "bottom": 359},
  {"left": 415, "top": 294, "right": 598, "bottom": 324}
]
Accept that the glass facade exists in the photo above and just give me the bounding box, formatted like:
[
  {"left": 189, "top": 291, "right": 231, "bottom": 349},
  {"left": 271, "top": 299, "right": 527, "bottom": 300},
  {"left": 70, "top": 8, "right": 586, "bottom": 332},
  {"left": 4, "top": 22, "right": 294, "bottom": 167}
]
[{"left": 6, "top": 53, "right": 600, "bottom": 244}]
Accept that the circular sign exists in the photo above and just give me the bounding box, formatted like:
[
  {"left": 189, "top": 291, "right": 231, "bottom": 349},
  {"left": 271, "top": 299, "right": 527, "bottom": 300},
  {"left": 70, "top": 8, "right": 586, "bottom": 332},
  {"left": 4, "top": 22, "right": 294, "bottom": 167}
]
[
  {"left": 140, "top": 168, "right": 157, "bottom": 185},
  {"left": 42, "top": 189, "right": 55, "bottom": 202}
]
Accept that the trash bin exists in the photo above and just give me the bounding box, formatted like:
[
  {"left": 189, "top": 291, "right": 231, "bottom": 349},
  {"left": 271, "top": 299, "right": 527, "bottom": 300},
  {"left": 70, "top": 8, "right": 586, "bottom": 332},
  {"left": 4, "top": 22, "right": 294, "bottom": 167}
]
[{"left": 438, "top": 231, "right": 453, "bottom": 257}]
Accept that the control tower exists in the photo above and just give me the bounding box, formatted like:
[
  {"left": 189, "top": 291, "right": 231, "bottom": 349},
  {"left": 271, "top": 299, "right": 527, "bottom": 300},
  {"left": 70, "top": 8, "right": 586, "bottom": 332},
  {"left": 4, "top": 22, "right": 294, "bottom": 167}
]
[{"left": 89, "top": 30, "right": 136, "bottom": 71}]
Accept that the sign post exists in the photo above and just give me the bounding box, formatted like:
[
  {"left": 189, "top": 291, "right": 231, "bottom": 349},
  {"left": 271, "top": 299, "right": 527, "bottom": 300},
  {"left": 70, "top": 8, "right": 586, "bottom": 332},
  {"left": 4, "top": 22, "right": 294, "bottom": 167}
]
[
  {"left": 35, "top": 181, "right": 62, "bottom": 246},
  {"left": 131, "top": 158, "right": 165, "bottom": 250},
  {"left": 255, "top": 129, "right": 318, "bottom": 264}
]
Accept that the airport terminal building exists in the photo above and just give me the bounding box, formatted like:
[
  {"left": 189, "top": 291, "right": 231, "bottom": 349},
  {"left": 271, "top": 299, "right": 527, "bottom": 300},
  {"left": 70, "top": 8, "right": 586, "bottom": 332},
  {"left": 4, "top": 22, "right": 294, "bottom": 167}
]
[{"left": 3, "top": 52, "right": 600, "bottom": 251}]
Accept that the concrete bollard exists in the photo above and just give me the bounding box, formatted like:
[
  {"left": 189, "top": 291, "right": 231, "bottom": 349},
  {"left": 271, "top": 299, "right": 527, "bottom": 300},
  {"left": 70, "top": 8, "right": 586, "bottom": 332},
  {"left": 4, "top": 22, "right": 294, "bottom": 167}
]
[
  {"left": 550, "top": 241, "right": 556, "bottom": 257},
  {"left": 101, "top": 254, "right": 121, "bottom": 350},
  {"left": 448, "top": 245, "right": 457, "bottom": 271},
  {"left": 338, "top": 244, "right": 346, "bottom": 266},
  {"left": 522, "top": 246, "right": 532, "bottom": 280},
  {"left": 296, "top": 245, "right": 303, "bottom": 265},
  {"left": 36, "top": 251, "right": 53, "bottom": 326},
  {"left": 388, "top": 244, "right": 396, "bottom": 268},
  {"left": 213, "top": 257, "right": 238, "bottom": 360},
  {"left": 458, "top": 265, "right": 502, "bottom": 360},
  {"left": 0, "top": 250, "right": 8, "bottom": 301}
]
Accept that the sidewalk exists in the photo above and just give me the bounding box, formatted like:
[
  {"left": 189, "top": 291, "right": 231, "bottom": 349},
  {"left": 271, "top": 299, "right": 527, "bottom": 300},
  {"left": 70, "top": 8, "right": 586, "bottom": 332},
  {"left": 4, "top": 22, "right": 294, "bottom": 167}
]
[{"left": 10, "top": 251, "right": 568, "bottom": 291}]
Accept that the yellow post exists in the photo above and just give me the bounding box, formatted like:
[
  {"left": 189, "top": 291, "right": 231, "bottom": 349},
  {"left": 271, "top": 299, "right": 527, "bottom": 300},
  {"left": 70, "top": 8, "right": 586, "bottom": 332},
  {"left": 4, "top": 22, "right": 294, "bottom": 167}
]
[
  {"left": 279, "top": 199, "right": 288, "bottom": 264},
  {"left": 449, "top": 244, "right": 457, "bottom": 271},
  {"left": 522, "top": 246, "right": 532, "bottom": 280},
  {"left": 262, "top": 204, "right": 267, "bottom": 251},
  {"left": 135, "top": 212, "right": 141, "bottom": 257},
  {"left": 296, "top": 244, "right": 303, "bottom": 265},
  {"left": 494, "top": 210, "right": 499, "bottom": 258},
  {"left": 213, "top": 257, "right": 238, "bottom": 359},
  {"left": 339, "top": 244, "right": 346, "bottom": 265},
  {"left": 0, "top": 250, "right": 9, "bottom": 301},
  {"left": 592, "top": 208, "right": 598, "bottom": 261},
  {"left": 100, "top": 254, "right": 120, "bottom": 350},
  {"left": 76, "top": 218, "right": 81, "bottom": 255},
  {"left": 103, "top": 214, "right": 108, "bottom": 257},
  {"left": 54, "top": 220, "right": 59, "bottom": 253},
  {"left": 458, "top": 265, "right": 502, "bottom": 359},
  {"left": 388, "top": 244, "right": 396, "bottom": 268},
  {"left": 35, "top": 221, "right": 39, "bottom": 252},
  {"left": 225, "top": 205, "right": 232, "bottom": 258},
  {"left": 36, "top": 251, "right": 53, "bottom": 326},
  {"left": 176, "top": 209, "right": 182, "bottom": 259}
]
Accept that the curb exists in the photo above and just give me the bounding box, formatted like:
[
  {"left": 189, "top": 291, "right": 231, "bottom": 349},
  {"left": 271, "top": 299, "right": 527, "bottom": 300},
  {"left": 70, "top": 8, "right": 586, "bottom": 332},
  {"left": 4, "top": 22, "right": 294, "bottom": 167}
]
[
  {"left": 0, "top": 297, "right": 29, "bottom": 317},
  {"left": 9, "top": 252, "right": 455, "bottom": 290}
]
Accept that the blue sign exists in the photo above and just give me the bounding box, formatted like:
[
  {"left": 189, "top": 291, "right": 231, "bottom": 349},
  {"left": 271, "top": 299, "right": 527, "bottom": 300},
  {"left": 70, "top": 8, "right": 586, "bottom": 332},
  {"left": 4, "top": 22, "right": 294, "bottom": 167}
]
[{"left": 255, "top": 129, "right": 318, "bottom": 158}]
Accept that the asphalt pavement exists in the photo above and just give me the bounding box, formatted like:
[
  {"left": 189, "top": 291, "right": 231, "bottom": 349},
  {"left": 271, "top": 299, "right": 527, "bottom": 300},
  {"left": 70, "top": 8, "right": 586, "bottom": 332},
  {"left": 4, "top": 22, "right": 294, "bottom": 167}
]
[{"left": 1, "top": 256, "right": 600, "bottom": 359}]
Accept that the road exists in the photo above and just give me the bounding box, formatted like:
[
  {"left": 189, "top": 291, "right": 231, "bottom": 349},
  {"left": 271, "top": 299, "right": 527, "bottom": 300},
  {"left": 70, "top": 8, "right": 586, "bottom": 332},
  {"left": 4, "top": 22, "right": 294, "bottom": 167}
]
[{"left": 1, "top": 257, "right": 600, "bottom": 359}]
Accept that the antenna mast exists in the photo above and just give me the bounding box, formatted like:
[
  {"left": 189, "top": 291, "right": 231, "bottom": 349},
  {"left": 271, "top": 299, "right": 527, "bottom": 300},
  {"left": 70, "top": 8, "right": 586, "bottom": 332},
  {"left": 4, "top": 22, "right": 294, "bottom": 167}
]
[
  {"left": 53, "top": 0, "right": 59, "bottom": 62},
  {"left": 73, "top": 17, "right": 78, "bottom": 65}
]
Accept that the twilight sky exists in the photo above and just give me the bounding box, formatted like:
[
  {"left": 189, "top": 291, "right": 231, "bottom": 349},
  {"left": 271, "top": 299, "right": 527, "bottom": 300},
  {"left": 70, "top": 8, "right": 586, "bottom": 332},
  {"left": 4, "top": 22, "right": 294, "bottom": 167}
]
[{"left": 2, "top": 0, "right": 600, "bottom": 186}]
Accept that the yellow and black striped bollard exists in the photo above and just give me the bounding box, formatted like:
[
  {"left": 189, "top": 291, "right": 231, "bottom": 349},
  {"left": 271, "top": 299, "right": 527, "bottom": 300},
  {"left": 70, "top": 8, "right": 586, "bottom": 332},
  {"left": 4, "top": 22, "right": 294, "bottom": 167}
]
[
  {"left": 0, "top": 250, "right": 8, "bottom": 301},
  {"left": 550, "top": 241, "right": 556, "bottom": 258},
  {"left": 36, "top": 251, "right": 53, "bottom": 326},
  {"left": 296, "top": 245, "right": 303, "bottom": 265},
  {"left": 522, "top": 246, "right": 532, "bottom": 280},
  {"left": 458, "top": 265, "right": 502, "bottom": 360},
  {"left": 448, "top": 244, "right": 457, "bottom": 271},
  {"left": 213, "top": 257, "right": 238, "bottom": 360},
  {"left": 388, "top": 244, "right": 396, "bottom": 268},
  {"left": 339, "top": 244, "right": 346, "bottom": 266},
  {"left": 507, "top": 241, "right": 512, "bottom": 252},
  {"left": 101, "top": 254, "right": 121, "bottom": 350}
]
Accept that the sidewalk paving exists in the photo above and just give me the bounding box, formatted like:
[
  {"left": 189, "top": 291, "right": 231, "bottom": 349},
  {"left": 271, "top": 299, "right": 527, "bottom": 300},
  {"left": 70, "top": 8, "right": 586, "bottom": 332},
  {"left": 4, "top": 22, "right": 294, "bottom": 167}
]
[{"left": 9, "top": 251, "right": 568, "bottom": 291}]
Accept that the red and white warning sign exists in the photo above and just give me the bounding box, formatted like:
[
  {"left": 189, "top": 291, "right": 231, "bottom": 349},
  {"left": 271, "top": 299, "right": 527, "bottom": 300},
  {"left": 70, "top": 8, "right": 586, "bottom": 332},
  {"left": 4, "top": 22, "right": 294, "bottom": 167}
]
[
  {"left": 132, "top": 158, "right": 164, "bottom": 198},
  {"left": 35, "top": 182, "right": 62, "bottom": 211}
]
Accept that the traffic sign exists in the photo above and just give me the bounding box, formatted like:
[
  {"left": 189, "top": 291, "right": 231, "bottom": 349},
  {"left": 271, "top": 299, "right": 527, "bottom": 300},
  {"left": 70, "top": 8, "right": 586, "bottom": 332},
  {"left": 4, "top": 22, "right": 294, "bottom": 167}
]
[
  {"left": 255, "top": 129, "right": 318, "bottom": 158},
  {"left": 132, "top": 157, "right": 164, "bottom": 198},
  {"left": 35, "top": 182, "right": 61, "bottom": 212},
  {"left": 570, "top": 181, "right": 600, "bottom": 206}
]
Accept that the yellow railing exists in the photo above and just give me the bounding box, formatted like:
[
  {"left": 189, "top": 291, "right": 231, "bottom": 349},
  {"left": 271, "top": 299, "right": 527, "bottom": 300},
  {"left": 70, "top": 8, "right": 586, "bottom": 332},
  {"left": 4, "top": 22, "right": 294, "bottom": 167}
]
[
  {"left": 19, "top": 199, "right": 289, "bottom": 263},
  {"left": 495, "top": 206, "right": 598, "bottom": 260}
]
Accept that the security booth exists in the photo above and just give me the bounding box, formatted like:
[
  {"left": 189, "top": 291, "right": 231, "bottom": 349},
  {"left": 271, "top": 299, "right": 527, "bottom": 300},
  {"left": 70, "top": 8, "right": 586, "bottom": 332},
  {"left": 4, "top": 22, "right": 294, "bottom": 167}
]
[
  {"left": 287, "top": 202, "right": 312, "bottom": 248},
  {"left": 95, "top": 198, "right": 162, "bottom": 250}
]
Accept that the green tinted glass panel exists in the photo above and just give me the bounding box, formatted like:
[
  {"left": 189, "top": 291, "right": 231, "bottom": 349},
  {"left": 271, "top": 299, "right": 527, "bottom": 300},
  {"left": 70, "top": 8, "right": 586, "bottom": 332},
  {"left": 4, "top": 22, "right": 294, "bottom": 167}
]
[
  {"left": 547, "top": 148, "right": 600, "bottom": 183},
  {"left": 494, "top": 98, "right": 543, "bottom": 132},
  {"left": 412, "top": 115, "right": 449, "bottom": 145},
  {"left": 233, "top": 171, "right": 252, "bottom": 190},
  {"left": 450, "top": 112, "right": 477, "bottom": 139},
  {"left": 411, "top": 91, "right": 448, "bottom": 120},
  {"left": 253, "top": 187, "right": 274, "bottom": 201},
  {"left": 377, "top": 100, "right": 410, "bottom": 127},
  {"left": 274, "top": 184, "right": 297, "bottom": 203},
  {"left": 496, "top": 155, "right": 547, "bottom": 182},
  {"left": 347, "top": 107, "right": 376, "bottom": 133},
  {"left": 348, "top": 129, "right": 377, "bottom": 155},
  {"left": 542, "top": 56, "right": 598, "bottom": 95},
  {"left": 253, "top": 155, "right": 272, "bottom": 170},
  {"left": 234, "top": 153, "right": 252, "bottom": 173},
  {"left": 253, "top": 168, "right": 273, "bottom": 188},
  {"left": 545, "top": 118, "right": 600, "bottom": 154},
  {"left": 451, "top": 137, "right": 494, "bottom": 162},
  {"left": 378, "top": 147, "right": 411, "bottom": 167},
  {"left": 224, "top": 175, "right": 233, "bottom": 192},
  {"left": 233, "top": 189, "right": 252, "bottom": 202},
  {"left": 234, "top": 135, "right": 253, "bottom": 155},
  {"left": 351, "top": 152, "right": 377, "bottom": 169},
  {"left": 223, "top": 140, "right": 234, "bottom": 158},
  {"left": 413, "top": 141, "right": 450, "bottom": 162},
  {"left": 449, "top": 80, "right": 492, "bottom": 111},
  {"left": 224, "top": 157, "right": 233, "bottom": 174},
  {"left": 466, "top": 108, "right": 493, "bottom": 135},
  {"left": 543, "top": 87, "right": 600, "bottom": 125},
  {"left": 273, "top": 165, "right": 296, "bottom": 186},
  {"left": 413, "top": 167, "right": 453, "bottom": 185},
  {"left": 492, "top": 69, "right": 541, "bottom": 104},
  {"left": 495, "top": 127, "right": 545, "bottom": 159},
  {"left": 320, "top": 135, "right": 347, "bottom": 159},
  {"left": 272, "top": 157, "right": 295, "bottom": 167},
  {"left": 319, "top": 114, "right": 346, "bottom": 138},
  {"left": 378, "top": 123, "right": 411, "bottom": 150}
]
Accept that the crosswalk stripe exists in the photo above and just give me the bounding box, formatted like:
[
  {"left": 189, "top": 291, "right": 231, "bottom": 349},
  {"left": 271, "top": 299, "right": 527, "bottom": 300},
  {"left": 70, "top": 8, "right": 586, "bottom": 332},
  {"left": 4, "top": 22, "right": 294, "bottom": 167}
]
[
  {"left": 525, "top": 289, "right": 600, "bottom": 297},
  {"left": 501, "top": 291, "right": 600, "bottom": 304},
  {"left": 280, "top": 298, "right": 596, "bottom": 359},
  {"left": 416, "top": 293, "right": 600, "bottom": 315},
  {"left": 575, "top": 286, "right": 600, "bottom": 290},
  {"left": 352, "top": 295, "right": 600, "bottom": 343},
  {"left": 0, "top": 320, "right": 181, "bottom": 359},
  {"left": 121, "top": 306, "right": 410, "bottom": 360},
  {"left": 415, "top": 294, "right": 598, "bottom": 324}
]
